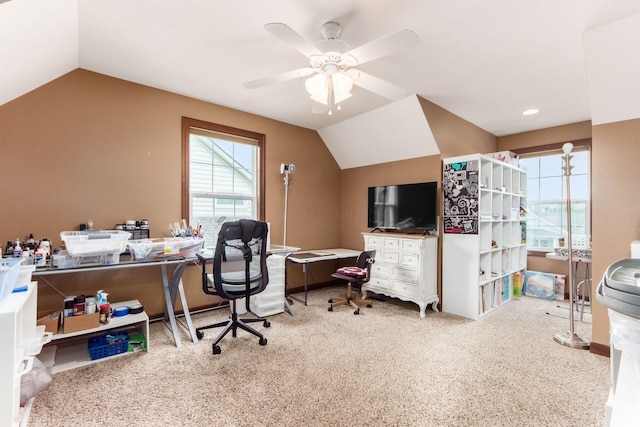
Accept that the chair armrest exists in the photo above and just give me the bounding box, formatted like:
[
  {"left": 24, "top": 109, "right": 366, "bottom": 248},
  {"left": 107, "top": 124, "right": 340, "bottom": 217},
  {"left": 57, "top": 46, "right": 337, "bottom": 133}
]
[{"left": 197, "top": 251, "right": 214, "bottom": 293}]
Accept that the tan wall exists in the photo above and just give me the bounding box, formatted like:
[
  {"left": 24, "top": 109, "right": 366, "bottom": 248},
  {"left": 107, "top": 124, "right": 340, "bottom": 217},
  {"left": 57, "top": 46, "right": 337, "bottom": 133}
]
[
  {"left": 0, "top": 69, "right": 341, "bottom": 317},
  {"left": 591, "top": 119, "right": 640, "bottom": 346},
  {"left": 339, "top": 156, "right": 443, "bottom": 251},
  {"left": 418, "top": 97, "right": 497, "bottom": 157}
]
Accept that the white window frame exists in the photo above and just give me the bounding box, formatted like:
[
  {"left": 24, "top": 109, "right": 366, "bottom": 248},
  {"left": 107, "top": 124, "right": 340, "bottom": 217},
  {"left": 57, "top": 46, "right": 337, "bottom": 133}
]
[
  {"left": 518, "top": 142, "right": 591, "bottom": 252},
  {"left": 182, "top": 118, "right": 265, "bottom": 247}
]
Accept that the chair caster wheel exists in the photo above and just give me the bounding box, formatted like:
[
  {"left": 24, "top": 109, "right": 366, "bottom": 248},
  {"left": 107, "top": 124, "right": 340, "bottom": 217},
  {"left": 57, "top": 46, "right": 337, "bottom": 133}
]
[
  {"left": 328, "top": 299, "right": 333, "bottom": 303},
  {"left": 196, "top": 330, "right": 204, "bottom": 340},
  {"left": 367, "top": 304, "right": 372, "bottom": 308},
  {"left": 354, "top": 309, "right": 360, "bottom": 315},
  {"left": 263, "top": 320, "right": 271, "bottom": 328},
  {"left": 259, "top": 337, "right": 267, "bottom": 346},
  {"left": 328, "top": 306, "right": 333, "bottom": 312},
  {"left": 212, "top": 345, "right": 221, "bottom": 355}
]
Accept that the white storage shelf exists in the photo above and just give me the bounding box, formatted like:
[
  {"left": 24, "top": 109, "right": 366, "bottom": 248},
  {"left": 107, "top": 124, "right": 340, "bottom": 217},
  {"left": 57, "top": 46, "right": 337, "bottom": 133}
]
[
  {"left": 1, "top": 283, "right": 44, "bottom": 427},
  {"left": 249, "top": 254, "right": 286, "bottom": 317},
  {"left": 47, "top": 299, "right": 149, "bottom": 373},
  {"left": 443, "top": 153, "right": 527, "bottom": 320}
]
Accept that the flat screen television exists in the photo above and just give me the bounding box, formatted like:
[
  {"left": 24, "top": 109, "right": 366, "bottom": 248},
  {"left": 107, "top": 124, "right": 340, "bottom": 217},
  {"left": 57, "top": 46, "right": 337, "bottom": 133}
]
[{"left": 367, "top": 181, "right": 437, "bottom": 232}]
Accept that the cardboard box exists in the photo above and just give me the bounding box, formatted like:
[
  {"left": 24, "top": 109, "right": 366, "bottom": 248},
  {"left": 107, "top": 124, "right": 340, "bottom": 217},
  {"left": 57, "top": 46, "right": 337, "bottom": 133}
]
[
  {"left": 63, "top": 312, "right": 100, "bottom": 334},
  {"left": 37, "top": 310, "right": 61, "bottom": 334}
]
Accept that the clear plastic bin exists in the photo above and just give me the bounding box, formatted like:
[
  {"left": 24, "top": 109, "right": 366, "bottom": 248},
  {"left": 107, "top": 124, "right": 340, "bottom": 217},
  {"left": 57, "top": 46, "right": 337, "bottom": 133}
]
[
  {"left": 127, "top": 237, "right": 203, "bottom": 261},
  {"left": 14, "top": 264, "right": 36, "bottom": 292},
  {"left": 60, "top": 230, "right": 131, "bottom": 257},
  {"left": 0, "top": 258, "right": 23, "bottom": 304}
]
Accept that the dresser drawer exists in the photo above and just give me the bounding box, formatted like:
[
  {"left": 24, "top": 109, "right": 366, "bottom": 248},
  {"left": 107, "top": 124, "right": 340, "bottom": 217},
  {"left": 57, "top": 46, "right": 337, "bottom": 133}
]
[
  {"left": 401, "top": 239, "right": 421, "bottom": 253},
  {"left": 392, "top": 266, "right": 419, "bottom": 283},
  {"left": 399, "top": 252, "right": 420, "bottom": 268},
  {"left": 366, "top": 276, "right": 392, "bottom": 291},
  {"left": 383, "top": 238, "right": 399, "bottom": 250},
  {"left": 371, "top": 263, "right": 391, "bottom": 277},
  {"left": 365, "top": 235, "right": 383, "bottom": 249},
  {"left": 381, "top": 251, "right": 398, "bottom": 264},
  {"left": 393, "top": 280, "right": 419, "bottom": 297}
]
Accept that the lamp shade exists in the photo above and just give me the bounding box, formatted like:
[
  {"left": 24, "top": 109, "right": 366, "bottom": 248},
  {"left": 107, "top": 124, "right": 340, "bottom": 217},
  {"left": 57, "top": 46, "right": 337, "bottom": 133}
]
[
  {"left": 305, "top": 74, "right": 329, "bottom": 104},
  {"left": 332, "top": 72, "right": 353, "bottom": 104},
  {"left": 305, "top": 71, "right": 354, "bottom": 107},
  {"left": 562, "top": 142, "right": 574, "bottom": 154}
]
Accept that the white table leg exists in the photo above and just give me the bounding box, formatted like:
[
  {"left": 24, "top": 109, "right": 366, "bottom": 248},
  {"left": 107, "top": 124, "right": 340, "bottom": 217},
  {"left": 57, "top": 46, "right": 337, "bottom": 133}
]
[
  {"left": 176, "top": 278, "right": 198, "bottom": 343},
  {"left": 161, "top": 264, "right": 182, "bottom": 348}
]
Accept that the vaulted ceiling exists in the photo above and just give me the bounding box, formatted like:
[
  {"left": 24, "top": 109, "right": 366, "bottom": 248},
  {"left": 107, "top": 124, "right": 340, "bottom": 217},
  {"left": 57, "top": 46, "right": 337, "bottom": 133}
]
[{"left": 2, "top": 0, "right": 640, "bottom": 168}]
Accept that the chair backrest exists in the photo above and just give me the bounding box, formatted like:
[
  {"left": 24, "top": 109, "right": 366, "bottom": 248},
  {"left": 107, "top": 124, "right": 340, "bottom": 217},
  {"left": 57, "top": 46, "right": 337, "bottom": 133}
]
[
  {"left": 355, "top": 250, "right": 376, "bottom": 284},
  {"left": 212, "top": 219, "right": 269, "bottom": 301}
]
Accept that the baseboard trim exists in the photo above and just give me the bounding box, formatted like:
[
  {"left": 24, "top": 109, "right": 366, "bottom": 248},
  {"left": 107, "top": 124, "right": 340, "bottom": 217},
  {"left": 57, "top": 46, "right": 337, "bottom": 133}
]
[
  {"left": 287, "top": 280, "right": 334, "bottom": 295},
  {"left": 590, "top": 341, "right": 610, "bottom": 357}
]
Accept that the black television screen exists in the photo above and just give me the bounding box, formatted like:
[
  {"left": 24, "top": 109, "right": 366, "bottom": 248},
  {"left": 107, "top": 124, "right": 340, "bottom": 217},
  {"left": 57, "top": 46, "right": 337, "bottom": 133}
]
[{"left": 367, "top": 182, "right": 437, "bottom": 231}]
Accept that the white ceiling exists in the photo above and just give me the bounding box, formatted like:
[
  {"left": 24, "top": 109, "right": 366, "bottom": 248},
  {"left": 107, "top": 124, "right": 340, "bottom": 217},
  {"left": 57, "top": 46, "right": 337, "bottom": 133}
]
[{"left": 2, "top": 0, "right": 640, "bottom": 165}]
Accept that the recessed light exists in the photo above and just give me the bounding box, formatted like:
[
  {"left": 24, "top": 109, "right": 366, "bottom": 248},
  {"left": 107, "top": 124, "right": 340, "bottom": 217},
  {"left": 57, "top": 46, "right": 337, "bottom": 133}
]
[{"left": 522, "top": 109, "right": 539, "bottom": 116}]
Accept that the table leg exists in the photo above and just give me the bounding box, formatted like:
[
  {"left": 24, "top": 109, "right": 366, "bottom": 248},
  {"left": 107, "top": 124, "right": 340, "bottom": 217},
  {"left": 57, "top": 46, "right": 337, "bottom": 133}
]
[
  {"left": 170, "top": 261, "right": 198, "bottom": 343},
  {"left": 572, "top": 260, "right": 579, "bottom": 315},
  {"left": 161, "top": 264, "right": 182, "bottom": 348},
  {"left": 287, "top": 262, "right": 309, "bottom": 306},
  {"left": 283, "top": 256, "right": 295, "bottom": 316},
  {"left": 303, "top": 263, "right": 308, "bottom": 306},
  {"left": 162, "top": 262, "right": 199, "bottom": 345}
]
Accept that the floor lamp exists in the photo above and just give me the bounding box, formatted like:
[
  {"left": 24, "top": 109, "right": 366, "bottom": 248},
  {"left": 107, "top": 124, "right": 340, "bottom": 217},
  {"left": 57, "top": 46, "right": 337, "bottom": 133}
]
[
  {"left": 280, "top": 163, "right": 295, "bottom": 246},
  {"left": 281, "top": 163, "right": 296, "bottom": 316},
  {"left": 553, "top": 142, "right": 590, "bottom": 350}
]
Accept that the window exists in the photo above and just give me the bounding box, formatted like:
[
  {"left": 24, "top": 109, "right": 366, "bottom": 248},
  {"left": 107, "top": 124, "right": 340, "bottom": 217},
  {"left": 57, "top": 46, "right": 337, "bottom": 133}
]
[
  {"left": 519, "top": 142, "right": 590, "bottom": 251},
  {"left": 182, "top": 118, "right": 265, "bottom": 247}
]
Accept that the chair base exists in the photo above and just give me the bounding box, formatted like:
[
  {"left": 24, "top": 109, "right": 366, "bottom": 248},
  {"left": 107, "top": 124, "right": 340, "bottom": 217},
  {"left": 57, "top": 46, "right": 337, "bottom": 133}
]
[
  {"left": 328, "top": 283, "right": 372, "bottom": 315},
  {"left": 196, "top": 304, "right": 270, "bottom": 354}
]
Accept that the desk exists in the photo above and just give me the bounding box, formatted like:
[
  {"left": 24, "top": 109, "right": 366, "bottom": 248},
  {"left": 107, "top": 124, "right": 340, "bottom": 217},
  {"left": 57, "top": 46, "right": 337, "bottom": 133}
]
[
  {"left": 33, "top": 256, "right": 198, "bottom": 348},
  {"left": 286, "top": 248, "right": 361, "bottom": 306},
  {"left": 545, "top": 249, "right": 592, "bottom": 321}
]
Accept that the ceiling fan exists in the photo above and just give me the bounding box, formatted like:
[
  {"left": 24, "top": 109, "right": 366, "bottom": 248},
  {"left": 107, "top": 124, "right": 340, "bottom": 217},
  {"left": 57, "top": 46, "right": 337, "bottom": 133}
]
[{"left": 243, "top": 22, "right": 420, "bottom": 115}]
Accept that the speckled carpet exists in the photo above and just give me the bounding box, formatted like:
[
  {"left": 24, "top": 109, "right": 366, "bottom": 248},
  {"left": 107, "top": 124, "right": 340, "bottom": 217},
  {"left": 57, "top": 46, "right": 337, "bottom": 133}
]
[{"left": 29, "top": 287, "right": 608, "bottom": 426}]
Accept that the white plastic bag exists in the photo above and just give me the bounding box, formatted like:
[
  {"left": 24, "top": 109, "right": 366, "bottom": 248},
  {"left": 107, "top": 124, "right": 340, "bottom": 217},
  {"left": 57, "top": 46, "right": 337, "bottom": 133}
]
[{"left": 20, "top": 356, "right": 53, "bottom": 404}]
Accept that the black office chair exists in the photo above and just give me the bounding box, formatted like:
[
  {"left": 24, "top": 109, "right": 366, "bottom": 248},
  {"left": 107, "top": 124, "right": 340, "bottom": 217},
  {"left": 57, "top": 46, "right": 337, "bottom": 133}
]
[
  {"left": 328, "top": 250, "right": 376, "bottom": 315},
  {"left": 196, "top": 219, "right": 270, "bottom": 354}
]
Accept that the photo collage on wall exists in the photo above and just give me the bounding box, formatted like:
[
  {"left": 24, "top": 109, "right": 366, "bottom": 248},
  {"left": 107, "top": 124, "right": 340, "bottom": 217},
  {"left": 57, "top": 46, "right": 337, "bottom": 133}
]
[{"left": 443, "top": 160, "right": 479, "bottom": 234}]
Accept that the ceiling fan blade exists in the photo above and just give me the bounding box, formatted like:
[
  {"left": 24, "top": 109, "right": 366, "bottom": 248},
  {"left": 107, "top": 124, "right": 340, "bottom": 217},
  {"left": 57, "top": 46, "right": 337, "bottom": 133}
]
[
  {"left": 243, "top": 67, "right": 315, "bottom": 89},
  {"left": 264, "top": 22, "right": 322, "bottom": 58},
  {"left": 346, "top": 29, "right": 419, "bottom": 66},
  {"left": 351, "top": 70, "right": 409, "bottom": 101}
]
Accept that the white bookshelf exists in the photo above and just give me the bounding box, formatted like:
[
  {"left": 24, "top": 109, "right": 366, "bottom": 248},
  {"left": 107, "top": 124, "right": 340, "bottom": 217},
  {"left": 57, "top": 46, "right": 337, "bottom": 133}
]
[{"left": 442, "top": 153, "right": 527, "bottom": 320}]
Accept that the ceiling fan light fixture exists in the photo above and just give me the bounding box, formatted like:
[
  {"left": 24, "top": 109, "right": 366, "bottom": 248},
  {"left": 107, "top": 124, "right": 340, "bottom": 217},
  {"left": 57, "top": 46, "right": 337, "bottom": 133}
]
[
  {"left": 332, "top": 73, "right": 353, "bottom": 104},
  {"left": 333, "top": 72, "right": 353, "bottom": 97},
  {"left": 306, "top": 71, "right": 353, "bottom": 109},
  {"left": 305, "top": 74, "right": 329, "bottom": 103}
]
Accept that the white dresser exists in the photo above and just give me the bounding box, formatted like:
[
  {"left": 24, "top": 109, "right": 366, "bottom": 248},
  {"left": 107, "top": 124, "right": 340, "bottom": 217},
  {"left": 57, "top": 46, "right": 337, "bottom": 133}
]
[{"left": 362, "top": 233, "right": 439, "bottom": 317}]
